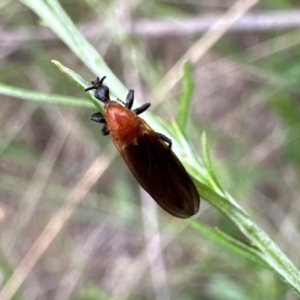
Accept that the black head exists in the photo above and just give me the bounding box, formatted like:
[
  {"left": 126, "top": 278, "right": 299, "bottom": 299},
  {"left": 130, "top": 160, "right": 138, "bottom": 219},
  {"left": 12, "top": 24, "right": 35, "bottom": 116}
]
[{"left": 85, "top": 76, "right": 110, "bottom": 103}]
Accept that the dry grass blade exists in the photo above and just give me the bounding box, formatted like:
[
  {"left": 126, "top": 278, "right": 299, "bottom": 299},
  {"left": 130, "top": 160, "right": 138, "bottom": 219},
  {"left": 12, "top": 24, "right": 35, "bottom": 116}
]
[
  {"left": 0, "top": 149, "right": 116, "bottom": 300},
  {"left": 148, "top": 0, "right": 260, "bottom": 107}
]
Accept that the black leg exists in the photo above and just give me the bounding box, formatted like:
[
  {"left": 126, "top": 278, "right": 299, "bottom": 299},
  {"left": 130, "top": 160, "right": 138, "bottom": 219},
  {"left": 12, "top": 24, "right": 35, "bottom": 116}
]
[
  {"left": 102, "top": 124, "right": 110, "bottom": 136},
  {"left": 134, "top": 103, "right": 151, "bottom": 115},
  {"left": 157, "top": 133, "right": 172, "bottom": 148},
  {"left": 125, "top": 90, "right": 134, "bottom": 109},
  {"left": 91, "top": 112, "right": 106, "bottom": 124}
]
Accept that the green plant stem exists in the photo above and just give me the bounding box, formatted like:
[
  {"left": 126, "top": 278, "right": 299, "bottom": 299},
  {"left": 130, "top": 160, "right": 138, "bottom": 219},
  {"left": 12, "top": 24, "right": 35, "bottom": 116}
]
[{"left": 180, "top": 130, "right": 300, "bottom": 296}]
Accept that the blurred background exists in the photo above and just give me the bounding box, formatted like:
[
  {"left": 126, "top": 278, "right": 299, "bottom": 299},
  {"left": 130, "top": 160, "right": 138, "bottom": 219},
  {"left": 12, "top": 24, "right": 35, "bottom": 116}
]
[{"left": 1, "top": 0, "right": 300, "bottom": 299}]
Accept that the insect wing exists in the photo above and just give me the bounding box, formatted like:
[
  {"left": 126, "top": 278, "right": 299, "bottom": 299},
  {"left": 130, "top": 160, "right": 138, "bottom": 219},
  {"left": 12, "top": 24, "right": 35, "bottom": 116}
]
[{"left": 113, "top": 120, "right": 200, "bottom": 218}]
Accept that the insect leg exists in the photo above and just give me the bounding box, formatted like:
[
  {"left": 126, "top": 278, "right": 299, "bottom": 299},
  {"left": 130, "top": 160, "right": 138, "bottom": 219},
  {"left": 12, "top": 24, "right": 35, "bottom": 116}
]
[
  {"left": 90, "top": 112, "right": 106, "bottom": 123},
  {"left": 133, "top": 103, "right": 151, "bottom": 115},
  {"left": 125, "top": 89, "right": 134, "bottom": 109},
  {"left": 157, "top": 133, "right": 172, "bottom": 148},
  {"left": 102, "top": 124, "right": 110, "bottom": 136}
]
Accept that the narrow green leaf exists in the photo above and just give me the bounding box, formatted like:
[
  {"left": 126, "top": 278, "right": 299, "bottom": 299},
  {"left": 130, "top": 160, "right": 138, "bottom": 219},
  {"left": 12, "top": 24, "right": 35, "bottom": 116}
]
[
  {"left": 177, "top": 61, "right": 194, "bottom": 133},
  {"left": 201, "top": 132, "right": 225, "bottom": 193},
  {"left": 189, "top": 219, "right": 269, "bottom": 270},
  {"left": 52, "top": 60, "right": 102, "bottom": 112},
  {"left": 21, "top": 0, "right": 128, "bottom": 98},
  {"left": 0, "top": 82, "right": 91, "bottom": 107}
]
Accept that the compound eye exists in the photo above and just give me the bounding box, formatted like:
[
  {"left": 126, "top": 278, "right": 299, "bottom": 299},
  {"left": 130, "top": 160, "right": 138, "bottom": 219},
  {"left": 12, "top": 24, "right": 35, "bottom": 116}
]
[{"left": 95, "top": 86, "right": 110, "bottom": 102}]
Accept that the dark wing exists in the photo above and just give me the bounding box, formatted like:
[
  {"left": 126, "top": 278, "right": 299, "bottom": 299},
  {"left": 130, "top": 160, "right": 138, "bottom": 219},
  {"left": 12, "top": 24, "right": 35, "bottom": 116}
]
[{"left": 113, "top": 119, "right": 200, "bottom": 218}]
